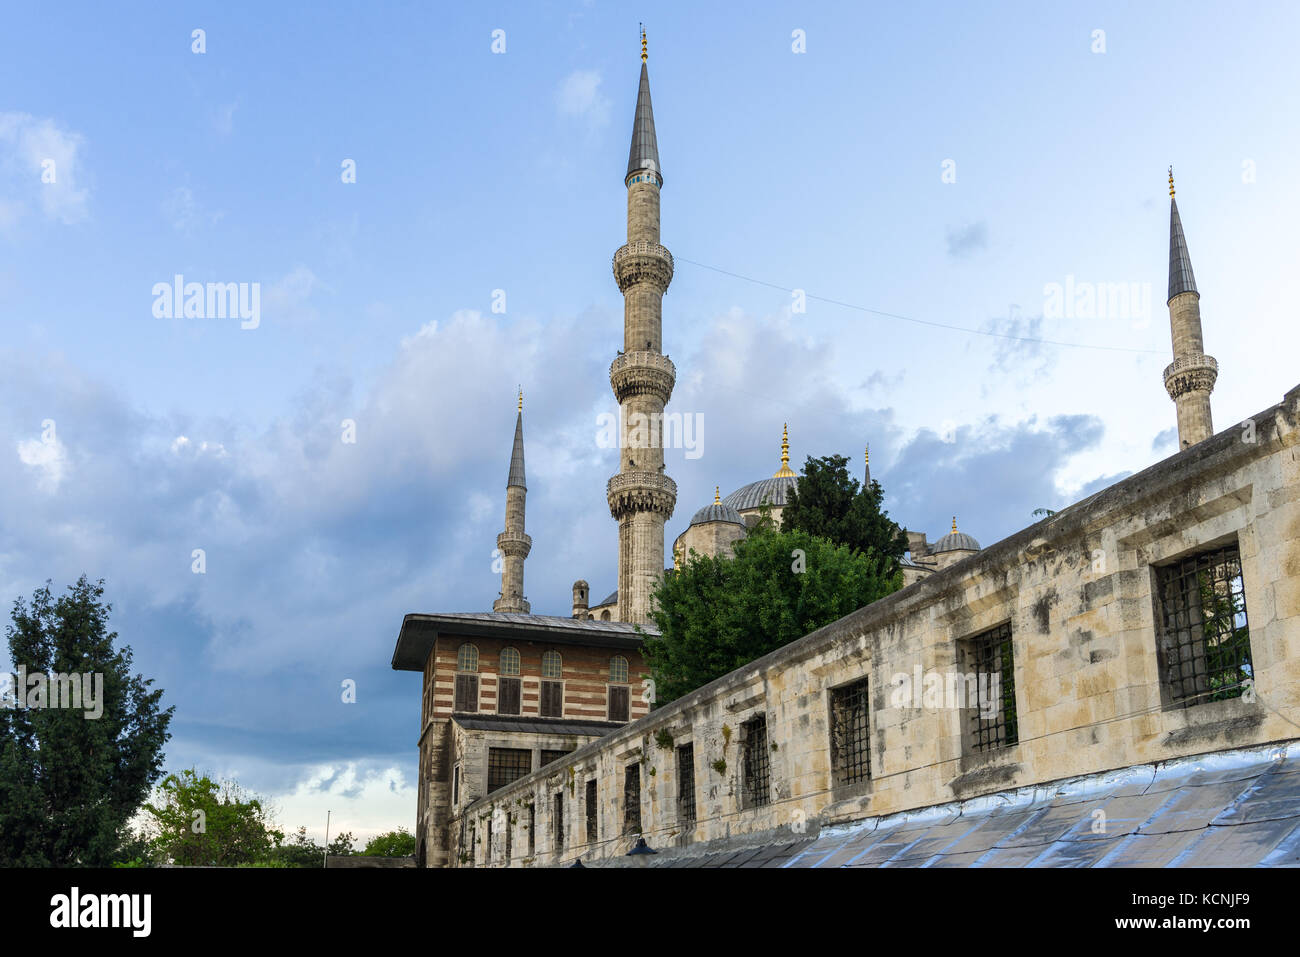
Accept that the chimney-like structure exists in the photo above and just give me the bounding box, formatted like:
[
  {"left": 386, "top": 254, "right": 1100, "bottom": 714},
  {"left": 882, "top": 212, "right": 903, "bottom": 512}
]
[
  {"left": 1163, "top": 169, "right": 1218, "bottom": 449},
  {"left": 571, "top": 580, "right": 589, "bottom": 619},
  {"left": 493, "top": 390, "right": 531, "bottom": 613},
  {"left": 607, "top": 28, "right": 676, "bottom": 624}
]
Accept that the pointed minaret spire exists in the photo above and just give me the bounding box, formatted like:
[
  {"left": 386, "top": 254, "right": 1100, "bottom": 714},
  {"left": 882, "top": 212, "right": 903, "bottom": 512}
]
[
  {"left": 1162, "top": 169, "right": 1217, "bottom": 449},
  {"left": 495, "top": 392, "right": 532, "bottom": 613},
  {"left": 626, "top": 29, "right": 661, "bottom": 186},
  {"left": 864, "top": 443, "right": 871, "bottom": 486},
  {"left": 773, "top": 423, "right": 796, "bottom": 477},
  {"left": 1167, "top": 168, "right": 1198, "bottom": 302},
  {"left": 507, "top": 393, "right": 526, "bottom": 489}
]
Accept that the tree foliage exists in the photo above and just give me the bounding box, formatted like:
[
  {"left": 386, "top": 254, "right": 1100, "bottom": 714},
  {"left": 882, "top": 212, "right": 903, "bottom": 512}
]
[
  {"left": 0, "top": 577, "right": 173, "bottom": 866},
  {"left": 142, "top": 768, "right": 283, "bottom": 866},
  {"left": 645, "top": 525, "right": 901, "bottom": 704},
  {"left": 362, "top": 827, "right": 417, "bottom": 857},
  {"left": 780, "top": 453, "right": 909, "bottom": 567}
]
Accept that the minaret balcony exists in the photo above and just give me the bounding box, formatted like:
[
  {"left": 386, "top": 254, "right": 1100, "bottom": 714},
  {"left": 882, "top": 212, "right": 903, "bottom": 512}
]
[
  {"left": 612, "top": 241, "right": 674, "bottom": 294},
  {"left": 496, "top": 530, "right": 532, "bottom": 558},
  {"left": 606, "top": 470, "right": 677, "bottom": 520},
  {"left": 610, "top": 351, "right": 676, "bottom": 403},
  {"left": 1163, "top": 353, "right": 1218, "bottom": 399}
]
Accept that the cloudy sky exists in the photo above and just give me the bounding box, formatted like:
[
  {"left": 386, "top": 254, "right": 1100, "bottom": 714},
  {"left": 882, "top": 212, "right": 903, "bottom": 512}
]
[{"left": 2, "top": 2, "right": 1297, "bottom": 841}]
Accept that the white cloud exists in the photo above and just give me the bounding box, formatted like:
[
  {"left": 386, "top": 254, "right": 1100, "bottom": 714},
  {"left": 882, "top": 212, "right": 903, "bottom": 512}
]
[
  {"left": 0, "top": 111, "right": 89, "bottom": 226},
  {"left": 264, "top": 266, "right": 323, "bottom": 324},
  {"left": 214, "top": 101, "right": 238, "bottom": 137},
  {"left": 556, "top": 69, "right": 610, "bottom": 127},
  {"left": 17, "top": 434, "right": 68, "bottom": 490}
]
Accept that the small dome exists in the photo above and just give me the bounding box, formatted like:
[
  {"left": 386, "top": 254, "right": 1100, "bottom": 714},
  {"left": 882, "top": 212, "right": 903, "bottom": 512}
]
[
  {"left": 689, "top": 501, "right": 744, "bottom": 527},
  {"left": 932, "top": 531, "right": 981, "bottom": 553},
  {"left": 722, "top": 475, "right": 797, "bottom": 512}
]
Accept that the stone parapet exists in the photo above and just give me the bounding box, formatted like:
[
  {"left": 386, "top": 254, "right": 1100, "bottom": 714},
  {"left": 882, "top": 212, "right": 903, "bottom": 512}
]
[
  {"left": 606, "top": 470, "right": 677, "bottom": 520},
  {"left": 1163, "top": 352, "right": 1218, "bottom": 400},
  {"left": 612, "top": 241, "right": 674, "bottom": 294},
  {"left": 496, "top": 530, "right": 532, "bottom": 558},
  {"left": 609, "top": 351, "right": 676, "bottom": 404}
]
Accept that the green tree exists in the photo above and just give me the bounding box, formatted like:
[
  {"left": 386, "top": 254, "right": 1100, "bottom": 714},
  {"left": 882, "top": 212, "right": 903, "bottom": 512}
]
[
  {"left": 142, "top": 768, "right": 283, "bottom": 866},
  {"left": 780, "top": 454, "right": 909, "bottom": 569},
  {"left": 0, "top": 577, "right": 173, "bottom": 866},
  {"left": 362, "top": 827, "right": 416, "bottom": 857},
  {"left": 265, "top": 825, "right": 325, "bottom": 867},
  {"left": 645, "top": 525, "right": 901, "bottom": 703},
  {"left": 328, "top": 830, "right": 356, "bottom": 856}
]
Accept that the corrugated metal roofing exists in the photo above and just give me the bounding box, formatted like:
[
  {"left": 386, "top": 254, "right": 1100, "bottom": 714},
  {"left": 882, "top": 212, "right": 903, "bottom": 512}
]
[{"left": 591, "top": 741, "right": 1300, "bottom": 868}]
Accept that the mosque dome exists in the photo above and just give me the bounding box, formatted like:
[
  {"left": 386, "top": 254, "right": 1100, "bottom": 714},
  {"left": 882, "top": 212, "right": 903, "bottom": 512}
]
[
  {"left": 690, "top": 491, "right": 744, "bottom": 528},
  {"left": 722, "top": 423, "right": 799, "bottom": 512},
  {"left": 722, "top": 476, "right": 797, "bottom": 512},
  {"left": 931, "top": 517, "right": 980, "bottom": 553}
]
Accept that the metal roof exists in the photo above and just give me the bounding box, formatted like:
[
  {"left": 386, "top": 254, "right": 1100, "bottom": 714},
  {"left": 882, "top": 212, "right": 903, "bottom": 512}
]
[
  {"left": 587, "top": 740, "right": 1300, "bottom": 867},
  {"left": 452, "top": 714, "right": 624, "bottom": 738},
  {"left": 1168, "top": 196, "right": 1199, "bottom": 303},
  {"left": 722, "top": 475, "right": 797, "bottom": 512},
  {"left": 625, "top": 62, "right": 661, "bottom": 183},
  {"left": 507, "top": 411, "right": 526, "bottom": 489},
  {"left": 930, "top": 531, "right": 981, "bottom": 553},
  {"left": 391, "top": 612, "right": 653, "bottom": 670},
  {"left": 689, "top": 501, "right": 745, "bottom": 527}
]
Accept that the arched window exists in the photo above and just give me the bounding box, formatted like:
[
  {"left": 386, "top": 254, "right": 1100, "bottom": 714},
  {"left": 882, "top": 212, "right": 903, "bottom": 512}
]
[
  {"left": 541, "top": 650, "right": 562, "bottom": 678},
  {"left": 610, "top": 655, "right": 628, "bottom": 683},
  {"left": 500, "top": 647, "right": 520, "bottom": 676},
  {"left": 601, "top": 610, "right": 611, "bottom": 621},
  {"left": 457, "top": 643, "right": 478, "bottom": 673}
]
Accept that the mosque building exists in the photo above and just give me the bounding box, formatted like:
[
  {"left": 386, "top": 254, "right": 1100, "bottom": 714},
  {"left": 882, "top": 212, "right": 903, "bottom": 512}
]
[{"left": 392, "top": 34, "right": 1226, "bottom": 868}]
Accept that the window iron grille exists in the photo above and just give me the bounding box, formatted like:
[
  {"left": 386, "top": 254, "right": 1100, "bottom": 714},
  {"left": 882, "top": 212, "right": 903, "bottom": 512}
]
[
  {"left": 968, "top": 622, "right": 1018, "bottom": 752},
  {"left": 742, "top": 716, "right": 770, "bottom": 808},
  {"left": 830, "top": 678, "right": 871, "bottom": 786},
  {"left": 624, "top": 763, "right": 642, "bottom": 834},
  {"left": 553, "top": 791, "right": 564, "bottom": 849},
  {"left": 487, "top": 747, "right": 532, "bottom": 793},
  {"left": 1156, "top": 544, "right": 1253, "bottom": 708},
  {"left": 677, "top": 743, "right": 696, "bottom": 823},
  {"left": 585, "top": 779, "right": 598, "bottom": 844}
]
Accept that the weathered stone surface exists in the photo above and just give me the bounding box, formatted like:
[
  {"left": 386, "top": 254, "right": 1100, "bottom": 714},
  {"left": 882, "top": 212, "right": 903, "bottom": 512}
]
[{"left": 443, "top": 385, "right": 1300, "bottom": 867}]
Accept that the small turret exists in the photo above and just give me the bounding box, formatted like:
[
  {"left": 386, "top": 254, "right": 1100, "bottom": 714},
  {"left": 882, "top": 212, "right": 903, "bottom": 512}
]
[{"left": 571, "top": 580, "right": 590, "bottom": 619}]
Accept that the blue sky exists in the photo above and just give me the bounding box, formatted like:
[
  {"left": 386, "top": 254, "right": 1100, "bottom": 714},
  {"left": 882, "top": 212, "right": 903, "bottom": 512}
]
[{"left": 2, "top": 1, "right": 1297, "bottom": 840}]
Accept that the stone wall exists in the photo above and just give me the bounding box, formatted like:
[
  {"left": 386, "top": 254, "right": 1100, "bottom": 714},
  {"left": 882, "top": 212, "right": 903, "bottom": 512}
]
[{"left": 445, "top": 385, "right": 1300, "bottom": 867}]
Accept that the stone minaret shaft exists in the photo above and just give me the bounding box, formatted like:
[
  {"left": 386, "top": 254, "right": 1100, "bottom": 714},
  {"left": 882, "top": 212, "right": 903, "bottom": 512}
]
[
  {"left": 494, "top": 393, "right": 531, "bottom": 613},
  {"left": 607, "top": 37, "right": 676, "bottom": 624},
  {"left": 1163, "top": 170, "right": 1217, "bottom": 449}
]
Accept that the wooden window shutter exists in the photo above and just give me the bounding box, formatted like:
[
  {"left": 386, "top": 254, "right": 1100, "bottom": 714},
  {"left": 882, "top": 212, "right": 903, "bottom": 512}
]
[
  {"left": 454, "top": 674, "right": 478, "bottom": 713},
  {"left": 540, "top": 680, "right": 563, "bottom": 717},
  {"left": 608, "top": 685, "right": 630, "bottom": 722},
  {"left": 498, "top": 677, "right": 521, "bottom": 715}
]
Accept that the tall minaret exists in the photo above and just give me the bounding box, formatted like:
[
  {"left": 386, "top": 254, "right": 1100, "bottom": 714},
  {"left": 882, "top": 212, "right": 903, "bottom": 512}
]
[
  {"left": 607, "top": 28, "right": 676, "bottom": 624},
  {"left": 863, "top": 443, "right": 871, "bottom": 486},
  {"left": 1163, "top": 169, "right": 1218, "bottom": 449},
  {"left": 494, "top": 389, "right": 531, "bottom": 613}
]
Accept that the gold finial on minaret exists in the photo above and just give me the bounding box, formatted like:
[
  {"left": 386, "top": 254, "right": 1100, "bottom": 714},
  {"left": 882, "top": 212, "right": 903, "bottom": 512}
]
[
  {"left": 773, "top": 423, "right": 796, "bottom": 477},
  {"left": 517, "top": 386, "right": 523, "bottom": 412},
  {"left": 1168, "top": 166, "right": 1175, "bottom": 198},
  {"left": 952, "top": 516, "right": 958, "bottom": 533},
  {"left": 865, "top": 444, "right": 869, "bottom": 466},
  {"left": 640, "top": 24, "right": 647, "bottom": 62},
  {"left": 714, "top": 485, "right": 721, "bottom": 505}
]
